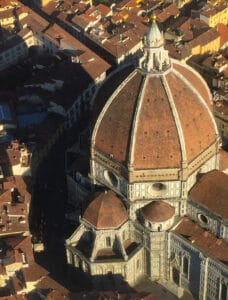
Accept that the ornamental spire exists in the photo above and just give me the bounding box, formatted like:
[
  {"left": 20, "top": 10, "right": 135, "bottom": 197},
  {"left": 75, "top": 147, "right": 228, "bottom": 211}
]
[
  {"left": 146, "top": 15, "right": 163, "bottom": 48},
  {"left": 140, "top": 16, "right": 171, "bottom": 73}
]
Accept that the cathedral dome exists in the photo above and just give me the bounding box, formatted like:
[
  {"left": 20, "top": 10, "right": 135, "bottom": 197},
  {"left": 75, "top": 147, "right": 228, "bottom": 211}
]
[
  {"left": 91, "top": 21, "right": 218, "bottom": 184},
  {"left": 83, "top": 190, "right": 128, "bottom": 229},
  {"left": 141, "top": 201, "right": 175, "bottom": 222}
]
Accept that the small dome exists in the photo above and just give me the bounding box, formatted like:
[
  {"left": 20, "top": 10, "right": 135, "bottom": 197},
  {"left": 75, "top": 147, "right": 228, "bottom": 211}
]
[
  {"left": 141, "top": 201, "right": 175, "bottom": 222},
  {"left": 83, "top": 190, "right": 128, "bottom": 229}
]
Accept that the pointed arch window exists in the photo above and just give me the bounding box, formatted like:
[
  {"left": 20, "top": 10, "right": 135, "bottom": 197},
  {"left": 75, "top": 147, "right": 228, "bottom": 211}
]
[
  {"left": 183, "top": 256, "right": 189, "bottom": 277},
  {"left": 221, "top": 282, "right": 227, "bottom": 300}
]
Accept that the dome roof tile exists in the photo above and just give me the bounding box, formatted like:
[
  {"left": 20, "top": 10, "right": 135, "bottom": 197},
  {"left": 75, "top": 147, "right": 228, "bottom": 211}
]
[
  {"left": 93, "top": 62, "right": 217, "bottom": 170},
  {"left": 83, "top": 190, "right": 128, "bottom": 229},
  {"left": 141, "top": 201, "right": 175, "bottom": 222}
]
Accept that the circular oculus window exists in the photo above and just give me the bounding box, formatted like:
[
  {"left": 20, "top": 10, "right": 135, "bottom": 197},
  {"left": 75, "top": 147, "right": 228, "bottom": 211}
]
[
  {"left": 152, "top": 182, "right": 166, "bottom": 191},
  {"left": 148, "top": 182, "right": 166, "bottom": 195},
  {"left": 198, "top": 213, "right": 208, "bottom": 225}
]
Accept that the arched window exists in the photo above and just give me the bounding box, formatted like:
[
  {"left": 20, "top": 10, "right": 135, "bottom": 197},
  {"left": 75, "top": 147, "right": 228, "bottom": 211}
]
[
  {"left": 183, "top": 256, "right": 189, "bottom": 276},
  {"left": 137, "top": 259, "right": 140, "bottom": 270},
  {"left": 122, "top": 230, "right": 125, "bottom": 241},
  {"left": 221, "top": 283, "right": 227, "bottom": 300},
  {"left": 106, "top": 237, "right": 111, "bottom": 247},
  {"left": 172, "top": 267, "right": 180, "bottom": 285}
]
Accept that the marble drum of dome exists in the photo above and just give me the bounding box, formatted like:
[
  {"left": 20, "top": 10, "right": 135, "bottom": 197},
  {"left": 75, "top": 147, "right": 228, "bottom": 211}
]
[{"left": 90, "top": 20, "right": 220, "bottom": 201}]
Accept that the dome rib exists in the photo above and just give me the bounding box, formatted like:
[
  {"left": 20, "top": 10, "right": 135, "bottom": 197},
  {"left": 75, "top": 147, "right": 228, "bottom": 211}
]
[
  {"left": 92, "top": 69, "right": 137, "bottom": 147},
  {"left": 131, "top": 75, "right": 183, "bottom": 169},
  {"left": 128, "top": 75, "right": 148, "bottom": 169},
  {"left": 165, "top": 69, "right": 217, "bottom": 162},
  {"left": 160, "top": 74, "right": 187, "bottom": 168},
  {"left": 172, "top": 63, "right": 218, "bottom": 137},
  {"left": 91, "top": 69, "right": 138, "bottom": 169},
  {"left": 173, "top": 61, "right": 212, "bottom": 110}
]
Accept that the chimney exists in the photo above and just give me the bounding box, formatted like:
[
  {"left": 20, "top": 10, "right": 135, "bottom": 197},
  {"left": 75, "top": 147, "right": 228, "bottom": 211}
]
[
  {"left": 11, "top": 187, "right": 19, "bottom": 204},
  {"left": 20, "top": 148, "right": 30, "bottom": 167}
]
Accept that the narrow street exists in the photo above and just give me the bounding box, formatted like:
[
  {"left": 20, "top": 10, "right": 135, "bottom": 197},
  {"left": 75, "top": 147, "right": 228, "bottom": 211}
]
[{"left": 29, "top": 134, "right": 71, "bottom": 287}]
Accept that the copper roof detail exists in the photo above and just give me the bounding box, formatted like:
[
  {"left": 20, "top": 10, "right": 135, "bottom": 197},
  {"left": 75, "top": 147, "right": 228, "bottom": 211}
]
[
  {"left": 141, "top": 201, "right": 175, "bottom": 222},
  {"left": 83, "top": 190, "right": 128, "bottom": 229}
]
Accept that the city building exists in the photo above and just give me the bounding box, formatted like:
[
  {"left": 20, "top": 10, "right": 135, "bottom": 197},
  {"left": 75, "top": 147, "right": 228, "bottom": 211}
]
[
  {"left": 196, "top": 1, "right": 228, "bottom": 28},
  {"left": 66, "top": 20, "right": 228, "bottom": 299},
  {"left": 32, "top": 0, "right": 52, "bottom": 8}
]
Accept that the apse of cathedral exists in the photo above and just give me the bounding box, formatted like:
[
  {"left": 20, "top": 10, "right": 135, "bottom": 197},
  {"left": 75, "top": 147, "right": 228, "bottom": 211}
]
[{"left": 65, "top": 18, "right": 228, "bottom": 300}]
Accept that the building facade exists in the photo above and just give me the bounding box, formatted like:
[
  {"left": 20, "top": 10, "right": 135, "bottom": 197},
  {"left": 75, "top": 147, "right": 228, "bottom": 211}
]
[{"left": 66, "top": 20, "right": 227, "bottom": 299}]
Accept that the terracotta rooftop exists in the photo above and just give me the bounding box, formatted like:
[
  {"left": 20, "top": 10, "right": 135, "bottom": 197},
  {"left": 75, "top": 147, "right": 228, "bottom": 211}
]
[
  {"left": 36, "top": 275, "right": 69, "bottom": 299},
  {"left": 217, "top": 23, "right": 228, "bottom": 48},
  {"left": 189, "top": 170, "right": 228, "bottom": 219},
  {"left": 93, "top": 61, "right": 217, "bottom": 170},
  {"left": 22, "top": 262, "right": 48, "bottom": 282},
  {"left": 43, "top": 23, "right": 111, "bottom": 81},
  {"left": 0, "top": 235, "right": 34, "bottom": 269},
  {"left": 174, "top": 217, "right": 228, "bottom": 264},
  {"left": 95, "top": 248, "right": 120, "bottom": 260},
  {"left": 16, "top": 2, "right": 110, "bottom": 82},
  {"left": 0, "top": 8, "right": 14, "bottom": 20},
  {"left": 123, "top": 239, "right": 139, "bottom": 255},
  {"left": 86, "top": 4, "right": 111, "bottom": 17},
  {"left": 156, "top": 3, "right": 179, "bottom": 23},
  {"left": 0, "top": 178, "right": 31, "bottom": 235},
  {"left": 83, "top": 190, "right": 128, "bottom": 229},
  {"left": 142, "top": 201, "right": 175, "bottom": 222},
  {"left": 188, "top": 27, "right": 220, "bottom": 48},
  {"left": 100, "top": 21, "right": 146, "bottom": 59},
  {"left": 200, "top": 2, "right": 227, "bottom": 18}
]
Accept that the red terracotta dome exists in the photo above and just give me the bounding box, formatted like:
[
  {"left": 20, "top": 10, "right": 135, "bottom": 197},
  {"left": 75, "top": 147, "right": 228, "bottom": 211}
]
[
  {"left": 141, "top": 201, "right": 175, "bottom": 222},
  {"left": 92, "top": 62, "right": 217, "bottom": 170},
  {"left": 91, "top": 21, "right": 218, "bottom": 174},
  {"left": 83, "top": 190, "right": 128, "bottom": 229}
]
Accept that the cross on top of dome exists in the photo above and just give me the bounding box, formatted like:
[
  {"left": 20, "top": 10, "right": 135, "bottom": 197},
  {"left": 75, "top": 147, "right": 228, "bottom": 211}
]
[{"left": 141, "top": 16, "right": 171, "bottom": 73}]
